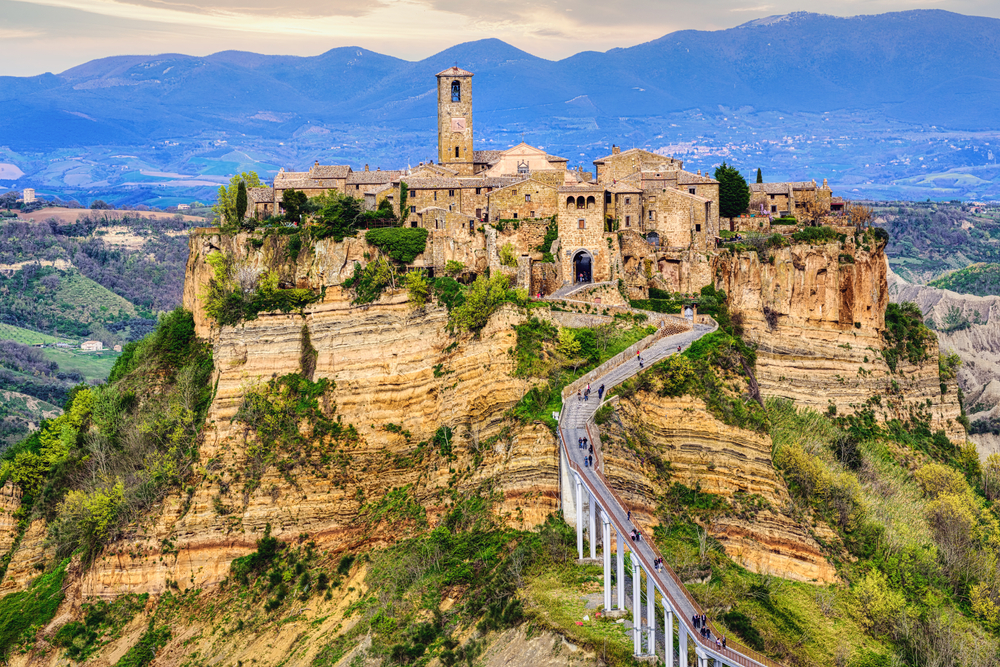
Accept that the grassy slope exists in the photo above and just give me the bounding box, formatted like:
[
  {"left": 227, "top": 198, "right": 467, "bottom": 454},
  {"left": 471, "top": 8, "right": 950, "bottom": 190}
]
[
  {"left": 40, "top": 347, "right": 119, "bottom": 383},
  {"left": 928, "top": 262, "right": 1000, "bottom": 296},
  {"left": 53, "top": 270, "right": 137, "bottom": 324},
  {"left": 0, "top": 323, "right": 68, "bottom": 345}
]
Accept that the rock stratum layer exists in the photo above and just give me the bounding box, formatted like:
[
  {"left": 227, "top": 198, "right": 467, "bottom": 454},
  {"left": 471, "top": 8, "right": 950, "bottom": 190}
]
[
  {"left": 888, "top": 268, "right": 1000, "bottom": 455},
  {"left": 602, "top": 393, "right": 838, "bottom": 584},
  {"left": 715, "top": 244, "right": 964, "bottom": 443}
]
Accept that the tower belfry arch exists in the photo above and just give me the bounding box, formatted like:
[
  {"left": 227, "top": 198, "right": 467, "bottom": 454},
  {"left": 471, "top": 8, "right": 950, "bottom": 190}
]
[{"left": 436, "top": 66, "right": 475, "bottom": 176}]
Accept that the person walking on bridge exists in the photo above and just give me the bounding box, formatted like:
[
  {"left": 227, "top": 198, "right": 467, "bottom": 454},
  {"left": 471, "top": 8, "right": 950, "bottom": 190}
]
[{"left": 598, "top": 384, "right": 605, "bottom": 400}]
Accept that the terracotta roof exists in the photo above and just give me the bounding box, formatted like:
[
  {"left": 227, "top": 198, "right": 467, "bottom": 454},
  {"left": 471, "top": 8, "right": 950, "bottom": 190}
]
[
  {"left": 677, "top": 171, "right": 718, "bottom": 185},
  {"left": 309, "top": 164, "right": 351, "bottom": 179},
  {"left": 593, "top": 147, "right": 678, "bottom": 164},
  {"left": 751, "top": 181, "right": 816, "bottom": 194},
  {"left": 273, "top": 170, "right": 309, "bottom": 184},
  {"left": 472, "top": 150, "right": 503, "bottom": 165},
  {"left": 437, "top": 66, "right": 474, "bottom": 77},
  {"left": 347, "top": 170, "right": 402, "bottom": 185},
  {"left": 545, "top": 154, "right": 569, "bottom": 163},
  {"left": 274, "top": 178, "right": 327, "bottom": 190},
  {"left": 489, "top": 177, "right": 554, "bottom": 194},
  {"left": 558, "top": 183, "right": 605, "bottom": 193},
  {"left": 248, "top": 187, "right": 273, "bottom": 203},
  {"left": 368, "top": 184, "right": 394, "bottom": 195},
  {"left": 403, "top": 177, "right": 464, "bottom": 189},
  {"left": 457, "top": 176, "right": 522, "bottom": 188},
  {"left": 607, "top": 183, "right": 642, "bottom": 193}
]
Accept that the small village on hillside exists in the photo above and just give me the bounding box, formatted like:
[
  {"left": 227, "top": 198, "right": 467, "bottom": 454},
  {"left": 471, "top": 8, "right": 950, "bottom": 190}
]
[{"left": 244, "top": 66, "right": 857, "bottom": 301}]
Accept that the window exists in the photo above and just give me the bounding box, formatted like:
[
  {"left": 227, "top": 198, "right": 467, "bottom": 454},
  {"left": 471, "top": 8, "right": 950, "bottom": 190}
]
[
  {"left": 451, "top": 80, "right": 461, "bottom": 102},
  {"left": 475, "top": 208, "right": 482, "bottom": 219},
  {"left": 525, "top": 194, "right": 531, "bottom": 202},
  {"left": 449, "top": 190, "right": 455, "bottom": 197},
  {"left": 410, "top": 205, "right": 416, "bottom": 213},
  {"left": 770, "top": 194, "right": 776, "bottom": 200},
  {"left": 530, "top": 211, "right": 535, "bottom": 217},
  {"left": 625, "top": 215, "right": 631, "bottom": 227},
  {"left": 513, "top": 212, "right": 518, "bottom": 219},
  {"left": 455, "top": 146, "right": 460, "bottom": 158},
  {"left": 578, "top": 219, "right": 586, "bottom": 229},
  {"left": 695, "top": 224, "right": 701, "bottom": 232},
  {"left": 689, "top": 187, "right": 696, "bottom": 195},
  {"left": 648, "top": 210, "right": 655, "bottom": 221},
  {"left": 475, "top": 188, "right": 481, "bottom": 195},
  {"left": 771, "top": 205, "right": 777, "bottom": 213},
  {"left": 625, "top": 197, "right": 631, "bottom": 205},
  {"left": 411, "top": 221, "right": 417, "bottom": 228},
  {"left": 434, "top": 192, "right": 437, "bottom": 201},
  {"left": 605, "top": 192, "right": 612, "bottom": 204}
]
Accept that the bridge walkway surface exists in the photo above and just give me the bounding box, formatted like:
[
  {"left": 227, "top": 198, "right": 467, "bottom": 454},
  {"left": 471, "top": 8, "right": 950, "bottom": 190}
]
[{"left": 558, "top": 319, "right": 785, "bottom": 667}]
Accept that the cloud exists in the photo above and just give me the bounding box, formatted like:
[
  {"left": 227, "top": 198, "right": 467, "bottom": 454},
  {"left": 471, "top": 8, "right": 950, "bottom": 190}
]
[
  {"left": 112, "top": 0, "right": 384, "bottom": 18},
  {"left": 730, "top": 5, "right": 772, "bottom": 12},
  {"left": 0, "top": 27, "right": 43, "bottom": 37}
]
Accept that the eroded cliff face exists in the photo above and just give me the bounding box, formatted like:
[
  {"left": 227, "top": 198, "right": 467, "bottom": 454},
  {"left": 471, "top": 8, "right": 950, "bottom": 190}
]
[
  {"left": 73, "top": 230, "right": 559, "bottom": 598},
  {"left": 601, "top": 394, "right": 838, "bottom": 584},
  {"left": 888, "top": 269, "right": 1000, "bottom": 456},
  {"left": 715, "top": 244, "right": 964, "bottom": 443}
]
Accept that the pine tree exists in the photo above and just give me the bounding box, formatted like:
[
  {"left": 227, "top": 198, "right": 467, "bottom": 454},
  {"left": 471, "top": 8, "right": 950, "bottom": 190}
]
[
  {"left": 714, "top": 162, "right": 751, "bottom": 220},
  {"left": 756, "top": 168, "right": 763, "bottom": 184}
]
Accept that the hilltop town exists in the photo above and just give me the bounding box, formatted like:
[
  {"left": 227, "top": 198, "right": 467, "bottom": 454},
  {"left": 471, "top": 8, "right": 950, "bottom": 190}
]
[{"left": 246, "top": 66, "right": 849, "bottom": 300}]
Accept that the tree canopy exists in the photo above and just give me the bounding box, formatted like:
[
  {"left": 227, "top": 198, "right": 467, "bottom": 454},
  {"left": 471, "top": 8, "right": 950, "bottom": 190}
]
[
  {"left": 214, "top": 172, "right": 262, "bottom": 229},
  {"left": 714, "top": 162, "right": 751, "bottom": 220}
]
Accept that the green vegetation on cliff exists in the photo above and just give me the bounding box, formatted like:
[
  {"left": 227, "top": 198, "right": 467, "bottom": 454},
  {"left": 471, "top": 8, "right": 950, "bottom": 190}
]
[
  {"left": 0, "top": 309, "right": 212, "bottom": 562},
  {"left": 928, "top": 263, "right": 1000, "bottom": 297}
]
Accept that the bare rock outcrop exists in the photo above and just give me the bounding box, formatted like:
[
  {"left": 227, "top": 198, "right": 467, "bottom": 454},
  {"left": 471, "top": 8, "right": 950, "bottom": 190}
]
[
  {"left": 888, "top": 268, "right": 1000, "bottom": 455},
  {"left": 715, "top": 244, "right": 964, "bottom": 443},
  {"left": 602, "top": 393, "right": 838, "bottom": 584}
]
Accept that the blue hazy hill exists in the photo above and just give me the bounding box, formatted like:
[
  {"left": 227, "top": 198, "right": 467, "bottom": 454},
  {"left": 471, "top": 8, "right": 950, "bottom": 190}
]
[{"left": 2, "top": 10, "right": 1000, "bottom": 151}]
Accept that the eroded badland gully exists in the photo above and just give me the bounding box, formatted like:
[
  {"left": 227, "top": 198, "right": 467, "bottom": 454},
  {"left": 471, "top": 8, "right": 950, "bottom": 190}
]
[{"left": 0, "top": 67, "right": 969, "bottom": 667}]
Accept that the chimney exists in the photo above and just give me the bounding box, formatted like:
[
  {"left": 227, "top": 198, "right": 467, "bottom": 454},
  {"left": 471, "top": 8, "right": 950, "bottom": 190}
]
[
  {"left": 365, "top": 164, "right": 369, "bottom": 172},
  {"left": 612, "top": 145, "right": 620, "bottom": 155},
  {"left": 823, "top": 178, "right": 829, "bottom": 188},
  {"left": 315, "top": 160, "right": 319, "bottom": 166},
  {"left": 697, "top": 169, "right": 701, "bottom": 176}
]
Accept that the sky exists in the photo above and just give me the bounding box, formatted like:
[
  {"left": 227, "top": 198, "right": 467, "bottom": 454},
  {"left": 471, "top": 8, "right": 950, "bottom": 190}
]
[{"left": 3, "top": 0, "right": 1000, "bottom": 77}]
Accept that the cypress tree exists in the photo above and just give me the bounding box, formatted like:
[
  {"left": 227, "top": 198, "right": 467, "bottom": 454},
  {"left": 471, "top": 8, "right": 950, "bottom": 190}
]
[
  {"left": 714, "top": 162, "right": 751, "bottom": 220},
  {"left": 756, "top": 168, "right": 763, "bottom": 184},
  {"left": 236, "top": 180, "right": 248, "bottom": 225}
]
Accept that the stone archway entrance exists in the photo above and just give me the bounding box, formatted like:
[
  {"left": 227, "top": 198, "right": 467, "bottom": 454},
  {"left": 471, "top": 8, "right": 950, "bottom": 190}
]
[{"left": 573, "top": 250, "right": 593, "bottom": 283}]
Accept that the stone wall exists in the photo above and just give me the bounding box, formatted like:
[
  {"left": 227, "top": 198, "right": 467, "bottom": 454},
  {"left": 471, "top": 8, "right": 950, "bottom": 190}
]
[
  {"left": 487, "top": 180, "right": 558, "bottom": 222},
  {"left": 530, "top": 262, "right": 560, "bottom": 296},
  {"left": 557, "top": 193, "right": 610, "bottom": 283},
  {"left": 645, "top": 187, "right": 710, "bottom": 251}
]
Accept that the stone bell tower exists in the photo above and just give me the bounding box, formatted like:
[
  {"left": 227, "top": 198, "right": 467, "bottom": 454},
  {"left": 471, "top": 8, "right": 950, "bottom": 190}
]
[{"left": 437, "top": 66, "right": 474, "bottom": 176}]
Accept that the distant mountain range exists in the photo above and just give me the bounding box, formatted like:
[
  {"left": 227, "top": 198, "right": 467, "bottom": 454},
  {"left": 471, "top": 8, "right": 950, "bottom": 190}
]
[{"left": 2, "top": 10, "right": 1000, "bottom": 204}]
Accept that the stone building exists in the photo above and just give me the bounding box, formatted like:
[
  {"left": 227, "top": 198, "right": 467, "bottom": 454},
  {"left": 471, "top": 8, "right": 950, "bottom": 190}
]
[
  {"left": 486, "top": 179, "right": 559, "bottom": 222},
  {"left": 749, "top": 178, "right": 837, "bottom": 223},
  {"left": 255, "top": 64, "right": 846, "bottom": 298}
]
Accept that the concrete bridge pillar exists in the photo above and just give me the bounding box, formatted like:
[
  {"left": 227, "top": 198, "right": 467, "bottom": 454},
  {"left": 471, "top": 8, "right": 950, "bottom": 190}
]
[
  {"left": 588, "top": 493, "right": 596, "bottom": 560},
  {"left": 632, "top": 557, "right": 641, "bottom": 656},
  {"left": 575, "top": 476, "right": 584, "bottom": 560},
  {"left": 663, "top": 601, "right": 674, "bottom": 667},
  {"left": 679, "top": 625, "right": 688, "bottom": 667},
  {"left": 616, "top": 531, "right": 625, "bottom": 610},
  {"left": 602, "top": 517, "right": 612, "bottom": 612},
  {"left": 646, "top": 575, "right": 655, "bottom": 654}
]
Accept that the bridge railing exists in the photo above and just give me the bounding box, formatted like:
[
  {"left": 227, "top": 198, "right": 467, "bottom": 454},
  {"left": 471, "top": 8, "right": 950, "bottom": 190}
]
[{"left": 557, "top": 320, "right": 782, "bottom": 667}]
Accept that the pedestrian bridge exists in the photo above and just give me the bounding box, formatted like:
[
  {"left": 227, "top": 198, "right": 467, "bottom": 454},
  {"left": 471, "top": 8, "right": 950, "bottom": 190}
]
[{"left": 557, "top": 318, "right": 785, "bottom": 667}]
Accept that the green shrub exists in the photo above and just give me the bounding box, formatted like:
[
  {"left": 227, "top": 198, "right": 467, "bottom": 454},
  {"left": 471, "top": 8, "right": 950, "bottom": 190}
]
[
  {"left": 772, "top": 216, "right": 797, "bottom": 225},
  {"left": 229, "top": 523, "right": 283, "bottom": 585},
  {"left": 114, "top": 621, "right": 170, "bottom": 667},
  {"left": 343, "top": 258, "right": 396, "bottom": 305},
  {"left": 0, "top": 560, "right": 68, "bottom": 659},
  {"left": 791, "top": 226, "right": 843, "bottom": 244},
  {"left": 449, "top": 273, "right": 512, "bottom": 332},
  {"left": 883, "top": 302, "right": 934, "bottom": 372},
  {"left": 365, "top": 228, "right": 429, "bottom": 264}
]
